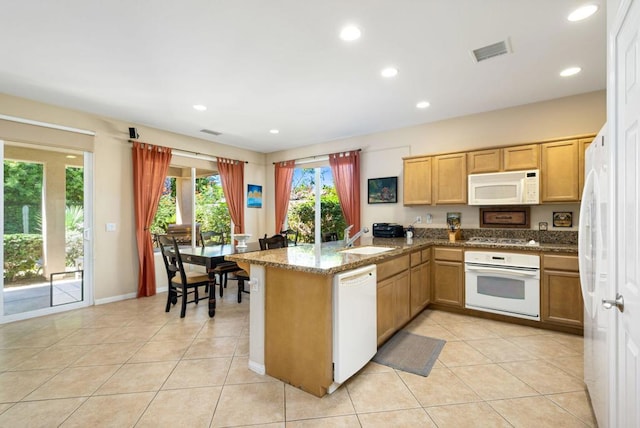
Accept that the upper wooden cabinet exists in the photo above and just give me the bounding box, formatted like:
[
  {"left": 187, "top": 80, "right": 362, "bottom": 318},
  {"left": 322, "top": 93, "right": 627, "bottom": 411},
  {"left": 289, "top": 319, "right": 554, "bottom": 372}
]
[
  {"left": 403, "top": 156, "right": 432, "bottom": 205},
  {"left": 467, "top": 144, "right": 540, "bottom": 174},
  {"left": 579, "top": 137, "right": 594, "bottom": 200},
  {"left": 503, "top": 144, "right": 540, "bottom": 171},
  {"left": 541, "top": 139, "right": 580, "bottom": 202},
  {"left": 433, "top": 153, "right": 467, "bottom": 204},
  {"left": 403, "top": 134, "right": 593, "bottom": 206},
  {"left": 467, "top": 149, "right": 501, "bottom": 174}
]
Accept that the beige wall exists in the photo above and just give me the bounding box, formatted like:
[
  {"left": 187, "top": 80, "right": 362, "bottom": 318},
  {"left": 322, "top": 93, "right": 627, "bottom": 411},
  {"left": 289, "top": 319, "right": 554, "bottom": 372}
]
[
  {"left": 0, "top": 93, "right": 268, "bottom": 302},
  {"left": 266, "top": 90, "right": 606, "bottom": 234},
  {"left": 0, "top": 89, "right": 605, "bottom": 303}
]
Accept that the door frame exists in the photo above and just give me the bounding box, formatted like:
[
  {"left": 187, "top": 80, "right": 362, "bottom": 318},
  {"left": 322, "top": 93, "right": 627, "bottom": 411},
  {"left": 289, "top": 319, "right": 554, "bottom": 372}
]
[{"left": 0, "top": 140, "right": 94, "bottom": 323}]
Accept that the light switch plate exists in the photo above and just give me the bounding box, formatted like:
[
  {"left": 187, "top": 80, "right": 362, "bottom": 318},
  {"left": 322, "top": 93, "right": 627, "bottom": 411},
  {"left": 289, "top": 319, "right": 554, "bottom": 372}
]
[
  {"left": 106, "top": 223, "right": 116, "bottom": 232},
  {"left": 539, "top": 222, "right": 548, "bottom": 231}
]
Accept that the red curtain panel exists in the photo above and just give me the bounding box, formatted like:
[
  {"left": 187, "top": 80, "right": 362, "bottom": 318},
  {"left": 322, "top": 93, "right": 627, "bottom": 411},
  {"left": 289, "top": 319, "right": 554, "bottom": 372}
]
[
  {"left": 274, "top": 160, "right": 295, "bottom": 234},
  {"left": 218, "top": 157, "right": 245, "bottom": 234},
  {"left": 329, "top": 150, "right": 361, "bottom": 233},
  {"left": 132, "top": 142, "right": 172, "bottom": 297}
]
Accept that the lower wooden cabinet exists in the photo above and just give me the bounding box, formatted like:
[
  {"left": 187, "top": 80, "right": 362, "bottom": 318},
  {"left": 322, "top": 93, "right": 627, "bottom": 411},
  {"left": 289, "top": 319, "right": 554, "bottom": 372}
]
[
  {"left": 410, "top": 249, "right": 431, "bottom": 317},
  {"left": 376, "top": 277, "right": 395, "bottom": 344},
  {"left": 432, "top": 248, "right": 464, "bottom": 308},
  {"left": 376, "top": 255, "right": 411, "bottom": 345},
  {"left": 541, "top": 254, "right": 583, "bottom": 327}
]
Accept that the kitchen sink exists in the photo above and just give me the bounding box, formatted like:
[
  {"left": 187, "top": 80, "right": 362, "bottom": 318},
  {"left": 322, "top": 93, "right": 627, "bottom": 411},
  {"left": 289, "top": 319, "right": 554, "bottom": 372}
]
[{"left": 340, "top": 246, "right": 396, "bottom": 255}]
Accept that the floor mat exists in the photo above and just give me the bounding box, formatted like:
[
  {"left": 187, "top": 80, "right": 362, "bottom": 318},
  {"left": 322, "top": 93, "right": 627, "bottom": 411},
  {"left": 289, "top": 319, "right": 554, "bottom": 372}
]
[{"left": 372, "top": 330, "right": 445, "bottom": 376}]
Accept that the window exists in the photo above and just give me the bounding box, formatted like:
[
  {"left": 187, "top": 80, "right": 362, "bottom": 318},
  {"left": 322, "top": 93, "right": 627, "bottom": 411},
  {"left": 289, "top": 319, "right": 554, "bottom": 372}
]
[
  {"left": 194, "top": 175, "right": 230, "bottom": 241},
  {"left": 286, "top": 166, "right": 345, "bottom": 243},
  {"left": 151, "top": 171, "right": 230, "bottom": 242}
]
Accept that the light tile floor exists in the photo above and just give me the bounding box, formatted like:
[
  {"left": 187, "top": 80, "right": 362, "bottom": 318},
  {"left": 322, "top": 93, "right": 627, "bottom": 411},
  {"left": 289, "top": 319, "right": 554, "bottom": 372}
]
[{"left": 0, "top": 285, "right": 597, "bottom": 427}]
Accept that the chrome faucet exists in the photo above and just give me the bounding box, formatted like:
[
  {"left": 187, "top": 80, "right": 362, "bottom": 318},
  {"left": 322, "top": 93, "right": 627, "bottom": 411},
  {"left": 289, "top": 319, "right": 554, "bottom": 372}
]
[{"left": 344, "top": 225, "right": 369, "bottom": 247}]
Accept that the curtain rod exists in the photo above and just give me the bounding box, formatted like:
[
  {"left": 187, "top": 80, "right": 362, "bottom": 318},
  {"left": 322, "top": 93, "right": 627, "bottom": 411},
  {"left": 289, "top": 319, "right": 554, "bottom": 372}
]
[
  {"left": 272, "top": 148, "right": 361, "bottom": 165},
  {"left": 128, "top": 140, "right": 248, "bottom": 163}
]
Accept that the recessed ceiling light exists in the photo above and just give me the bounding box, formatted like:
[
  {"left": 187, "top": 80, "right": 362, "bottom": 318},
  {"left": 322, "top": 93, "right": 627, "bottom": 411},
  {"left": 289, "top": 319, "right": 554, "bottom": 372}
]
[
  {"left": 560, "top": 66, "right": 582, "bottom": 77},
  {"left": 568, "top": 4, "right": 599, "bottom": 21},
  {"left": 339, "top": 25, "right": 361, "bottom": 41},
  {"left": 270, "top": 129, "right": 280, "bottom": 134},
  {"left": 416, "top": 101, "right": 431, "bottom": 109},
  {"left": 193, "top": 104, "right": 207, "bottom": 111},
  {"left": 381, "top": 67, "right": 398, "bottom": 78}
]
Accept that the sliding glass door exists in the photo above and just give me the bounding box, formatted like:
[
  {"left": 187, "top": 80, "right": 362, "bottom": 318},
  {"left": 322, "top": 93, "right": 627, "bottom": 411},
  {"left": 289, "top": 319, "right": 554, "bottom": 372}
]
[{"left": 1, "top": 140, "right": 93, "bottom": 322}]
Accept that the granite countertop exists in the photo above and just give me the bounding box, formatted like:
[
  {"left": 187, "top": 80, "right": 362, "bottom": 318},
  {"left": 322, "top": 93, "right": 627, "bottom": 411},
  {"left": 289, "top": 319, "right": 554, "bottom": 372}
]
[{"left": 225, "top": 237, "right": 578, "bottom": 275}]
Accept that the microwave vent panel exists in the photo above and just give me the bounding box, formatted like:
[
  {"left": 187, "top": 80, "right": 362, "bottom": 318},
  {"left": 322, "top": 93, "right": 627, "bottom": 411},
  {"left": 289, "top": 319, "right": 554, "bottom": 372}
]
[{"left": 471, "top": 40, "right": 511, "bottom": 63}]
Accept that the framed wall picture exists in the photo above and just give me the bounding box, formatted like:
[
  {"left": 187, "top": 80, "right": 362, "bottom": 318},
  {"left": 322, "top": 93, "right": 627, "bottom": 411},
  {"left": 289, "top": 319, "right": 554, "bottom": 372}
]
[
  {"left": 553, "top": 211, "right": 573, "bottom": 228},
  {"left": 368, "top": 176, "right": 398, "bottom": 204},
  {"left": 247, "top": 184, "right": 262, "bottom": 208}
]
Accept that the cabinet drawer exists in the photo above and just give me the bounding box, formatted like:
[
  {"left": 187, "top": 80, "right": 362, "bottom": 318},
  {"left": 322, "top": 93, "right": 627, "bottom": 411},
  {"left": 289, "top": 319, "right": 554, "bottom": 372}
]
[
  {"left": 543, "top": 254, "right": 579, "bottom": 272},
  {"left": 377, "top": 255, "right": 410, "bottom": 281},
  {"left": 410, "top": 251, "right": 422, "bottom": 267},
  {"left": 434, "top": 247, "right": 463, "bottom": 262},
  {"left": 421, "top": 248, "right": 431, "bottom": 261}
]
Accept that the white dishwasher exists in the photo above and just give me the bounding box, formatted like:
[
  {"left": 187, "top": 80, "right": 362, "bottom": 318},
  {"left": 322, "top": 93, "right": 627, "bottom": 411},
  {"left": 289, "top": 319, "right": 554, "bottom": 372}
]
[{"left": 331, "top": 264, "right": 377, "bottom": 390}]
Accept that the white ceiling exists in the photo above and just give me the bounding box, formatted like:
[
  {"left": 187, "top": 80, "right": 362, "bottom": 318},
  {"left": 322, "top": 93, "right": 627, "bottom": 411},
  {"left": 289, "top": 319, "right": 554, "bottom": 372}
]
[{"left": 0, "top": 1, "right": 605, "bottom": 154}]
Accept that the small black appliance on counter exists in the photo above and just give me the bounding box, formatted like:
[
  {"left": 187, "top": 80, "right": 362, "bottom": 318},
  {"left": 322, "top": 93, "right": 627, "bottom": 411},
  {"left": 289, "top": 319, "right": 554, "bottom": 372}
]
[{"left": 372, "top": 223, "right": 405, "bottom": 238}]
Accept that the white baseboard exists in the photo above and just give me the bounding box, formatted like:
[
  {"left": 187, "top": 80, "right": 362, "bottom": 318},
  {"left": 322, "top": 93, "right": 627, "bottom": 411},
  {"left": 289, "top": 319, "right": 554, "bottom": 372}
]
[
  {"left": 248, "top": 360, "right": 266, "bottom": 375},
  {"left": 94, "top": 287, "right": 168, "bottom": 306},
  {"left": 95, "top": 292, "right": 137, "bottom": 305}
]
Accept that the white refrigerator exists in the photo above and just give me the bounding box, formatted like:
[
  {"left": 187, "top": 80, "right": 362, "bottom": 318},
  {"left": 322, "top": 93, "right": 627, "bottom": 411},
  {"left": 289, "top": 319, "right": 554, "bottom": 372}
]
[{"left": 578, "top": 124, "right": 612, "bottom": 427}]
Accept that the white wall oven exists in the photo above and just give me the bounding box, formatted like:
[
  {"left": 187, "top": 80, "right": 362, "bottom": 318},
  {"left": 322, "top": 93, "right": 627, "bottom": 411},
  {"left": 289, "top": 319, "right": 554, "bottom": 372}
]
[{"left": 465, "top": 251, "right": 540, "bottom": 321}]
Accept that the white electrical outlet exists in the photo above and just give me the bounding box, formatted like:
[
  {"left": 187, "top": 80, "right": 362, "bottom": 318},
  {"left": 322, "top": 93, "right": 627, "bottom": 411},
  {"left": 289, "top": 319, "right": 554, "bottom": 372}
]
[
  {"left": 426, "top": 213, "right": 433, "bottom": 224},
  {"left": 416, "top": 216, "right": 422, "bottom": 224}
]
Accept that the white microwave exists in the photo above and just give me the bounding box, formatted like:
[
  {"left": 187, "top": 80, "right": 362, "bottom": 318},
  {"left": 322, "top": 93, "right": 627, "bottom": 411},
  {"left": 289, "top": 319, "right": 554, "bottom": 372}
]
[{"left": 468, "top": 169, "right": 540, "bottom": 205}]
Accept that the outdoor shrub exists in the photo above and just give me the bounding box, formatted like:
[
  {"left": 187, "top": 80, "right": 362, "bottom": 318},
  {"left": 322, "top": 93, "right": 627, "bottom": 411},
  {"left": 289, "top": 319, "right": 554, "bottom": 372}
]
[{"left": 3, "top": 234, "right": 43, "bottom": 282}]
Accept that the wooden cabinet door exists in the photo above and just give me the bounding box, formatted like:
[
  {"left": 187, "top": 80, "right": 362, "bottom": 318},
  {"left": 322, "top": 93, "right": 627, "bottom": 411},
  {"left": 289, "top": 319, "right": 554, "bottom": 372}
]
[
  {"left": 433, "top": 153, "right": 467, "bottom": 204},
  {"left": 410, "top": 261, "right": 430, "bottom": 317},
  {"left": 432, "top": 259, "right": 464, "bottom": 307},
  {"left": 403, "top": 156, "right": 432, "bottom": 205},
  {"left": 541, "top": 270, "right": 584, "bottom": 327},
  {"left": 467, "top": 149, "right": 501, "bottom": 174},
  {"left": 541, "top": 139, "right": 579, "bottom": 202},
  {"left": 393, "top": 270, "right": 411, "bottom": 328},
  {"left": 376, "top": 277, "right": 395, "bottom": 345},
  {"left": 579, "top": 137, "right": 594, "bottom": 200},
  {"left": 503, "top": 144, "right": 540, "bottom": 171}
]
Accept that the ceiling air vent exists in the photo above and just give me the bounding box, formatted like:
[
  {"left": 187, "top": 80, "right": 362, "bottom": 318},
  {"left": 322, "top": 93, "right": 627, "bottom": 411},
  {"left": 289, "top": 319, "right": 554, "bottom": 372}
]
[
  {"left": 200, "top": 129, "right": 222, "bottom": 136},
  {"left": 471, "top": 40, "right": 511, "bottom": 63}
]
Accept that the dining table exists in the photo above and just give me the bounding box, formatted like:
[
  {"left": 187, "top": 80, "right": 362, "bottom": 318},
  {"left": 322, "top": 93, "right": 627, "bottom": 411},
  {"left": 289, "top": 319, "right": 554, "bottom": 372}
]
[{"left": 177, "top": 242, "right": 261, "bottom": 317}]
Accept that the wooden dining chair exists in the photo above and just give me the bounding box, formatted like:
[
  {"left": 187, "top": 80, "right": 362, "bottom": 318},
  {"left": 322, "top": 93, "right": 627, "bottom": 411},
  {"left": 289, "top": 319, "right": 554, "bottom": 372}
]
[
  {"left": 200, "top": 230, "right": 242, "bottom": 298},
  {"left": 280, "top": 228, "right": 298, "bottom": 246},
  {"left": 322, "top": 231, "right": 339, "bottom": 242},
  {"left": 200, "top": 230, "right": 225, "bottom": 247},
  {"left": 157, "top": 234, "right": 210, "bottom": 318},
  {"left": 259, "top": 234, "right": 287, "bottom": 250}
]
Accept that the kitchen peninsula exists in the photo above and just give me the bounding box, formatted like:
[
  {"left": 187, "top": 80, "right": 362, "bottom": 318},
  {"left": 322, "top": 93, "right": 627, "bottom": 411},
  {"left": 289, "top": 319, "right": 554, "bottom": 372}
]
[{"left": 225, "top": 236, "right": 579, "bottom": 397}]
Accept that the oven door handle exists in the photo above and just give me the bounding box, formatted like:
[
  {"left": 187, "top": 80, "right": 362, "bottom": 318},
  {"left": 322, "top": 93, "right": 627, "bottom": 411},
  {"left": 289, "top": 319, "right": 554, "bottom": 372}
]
[{"left": 465, "top": 265, "right": 539, "bottom": 278}]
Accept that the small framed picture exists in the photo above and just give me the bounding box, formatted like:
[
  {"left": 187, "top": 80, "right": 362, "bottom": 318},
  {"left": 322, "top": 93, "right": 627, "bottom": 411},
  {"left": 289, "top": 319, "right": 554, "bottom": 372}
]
[
  {"left": 247, "top": 184, "right": 262, "bottom": 208},
  {"left": 553, "top": 211, "right": 573, "bottom": 228},
  {"left": 367, "top": 176, "right": 398, "bottom": 204}
]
